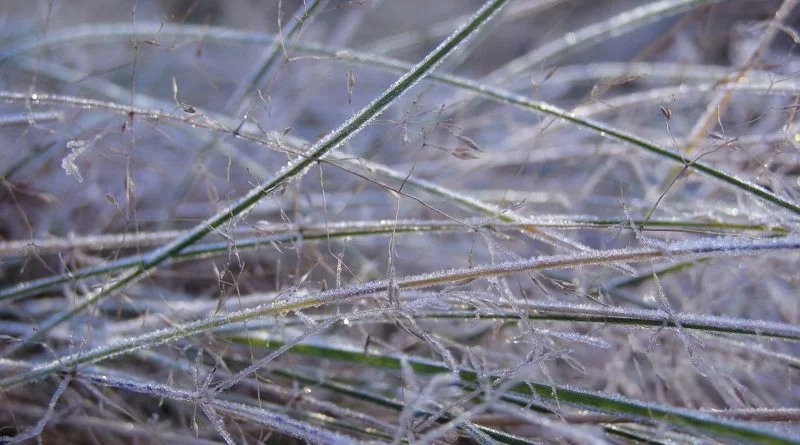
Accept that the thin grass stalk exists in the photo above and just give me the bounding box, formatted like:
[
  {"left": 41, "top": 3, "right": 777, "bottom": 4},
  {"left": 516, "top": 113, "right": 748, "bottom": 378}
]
[
  {"left": 527, "top": 61, "right": 779, "bottom": 86},
  {"left": 119, "top": 294, "right": 800, "bottom": 343},
  {"left": 220, "top": 295, "right": 800, "bottom": 344}
]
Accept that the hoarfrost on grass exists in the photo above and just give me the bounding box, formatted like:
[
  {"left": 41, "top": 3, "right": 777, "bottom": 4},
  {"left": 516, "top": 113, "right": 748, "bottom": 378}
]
[{"left": 62, "top": 139, "right": 87, "bottom": 183}]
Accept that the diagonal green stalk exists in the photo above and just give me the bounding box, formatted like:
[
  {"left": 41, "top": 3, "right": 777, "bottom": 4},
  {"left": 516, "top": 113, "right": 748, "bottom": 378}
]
[{"left": 2, "top": 0, "right": 511, "bottom": 354}]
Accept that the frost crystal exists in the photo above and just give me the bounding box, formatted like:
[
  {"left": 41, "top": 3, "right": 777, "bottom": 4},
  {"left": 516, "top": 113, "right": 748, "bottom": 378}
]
[{"left": 62, "top": 139, "right": 88, "bottom": 183}]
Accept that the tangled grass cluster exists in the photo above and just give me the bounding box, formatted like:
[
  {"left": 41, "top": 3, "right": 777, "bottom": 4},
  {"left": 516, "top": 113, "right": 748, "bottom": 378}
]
[{"left": 1, "top": 0, "right": 800, "bottom": 443}]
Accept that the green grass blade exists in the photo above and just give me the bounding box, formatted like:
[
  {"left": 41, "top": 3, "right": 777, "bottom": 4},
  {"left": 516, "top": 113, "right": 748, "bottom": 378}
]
[{"left": 230, "top": 334, "right": 799, "bottom": 445}]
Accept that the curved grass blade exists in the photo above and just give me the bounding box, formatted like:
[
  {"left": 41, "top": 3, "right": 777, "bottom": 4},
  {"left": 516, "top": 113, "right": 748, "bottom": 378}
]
[{"left": 229, "top": 334, "right": 799, "bottom": 444}]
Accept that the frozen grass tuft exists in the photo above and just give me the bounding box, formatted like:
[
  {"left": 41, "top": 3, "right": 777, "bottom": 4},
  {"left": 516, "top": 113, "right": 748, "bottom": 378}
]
[{"left": 2, "top": 0, "right": 800, "bottom": 443}]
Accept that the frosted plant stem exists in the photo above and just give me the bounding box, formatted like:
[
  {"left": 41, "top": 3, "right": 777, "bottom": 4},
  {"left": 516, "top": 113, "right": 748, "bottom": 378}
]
[
  {"left": 0, "top": 0, "right": 511, "bottom": 356},
  {"left": 3, "top": 234, "right": 799, "bottom": 389},
  {"left": 410, "top": 304, "right": 800, "bottom": 341},
  {"left": 152, "top": 299, "right": 800, "bottom": 343},
  {"left": 76, "top": 369, "right": 359, "bottom": 444}
]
